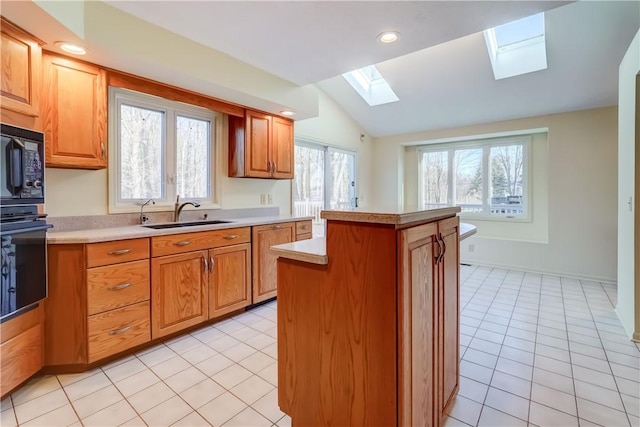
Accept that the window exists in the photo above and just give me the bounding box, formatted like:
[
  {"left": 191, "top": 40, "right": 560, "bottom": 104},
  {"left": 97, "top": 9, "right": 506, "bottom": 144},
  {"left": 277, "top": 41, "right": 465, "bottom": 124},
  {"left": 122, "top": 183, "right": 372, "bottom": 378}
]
[
  {"left": 483, "top": 13, "right": 547, "bottom": 80},
  {"left": 109, "top": 88, "right": 220, "bottom": 211},
  {"left": 343, "top": 65, "right": 399, "bottom": 106},
  {"left": 419, "top": 136, "right": 530, "bottom": 220},
  {"left": 293, "top": 141, "right": 357, "bottom": 236}
]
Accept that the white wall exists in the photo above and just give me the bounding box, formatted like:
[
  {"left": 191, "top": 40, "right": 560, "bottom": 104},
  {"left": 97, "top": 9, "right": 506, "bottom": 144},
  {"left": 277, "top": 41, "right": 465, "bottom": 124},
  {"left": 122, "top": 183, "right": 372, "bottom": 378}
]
[
  {"left": 373, "top": 107, "right": 619, "bottom": 282},
  {"left": 294, "top": 89, "right": 373, "bottom": 208},
  {"left": 45, "top": 87, "right": 371, "bottom": 218},
  {"left": 617, "top": 30, "right": 640, "bottom": 340}
]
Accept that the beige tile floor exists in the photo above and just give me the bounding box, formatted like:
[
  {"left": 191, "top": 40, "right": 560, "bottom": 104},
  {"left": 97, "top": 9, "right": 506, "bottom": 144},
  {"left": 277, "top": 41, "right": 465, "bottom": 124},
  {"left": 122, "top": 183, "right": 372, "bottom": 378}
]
[{"left": 2, "top": 265, "right": 639, "bottom": 426}]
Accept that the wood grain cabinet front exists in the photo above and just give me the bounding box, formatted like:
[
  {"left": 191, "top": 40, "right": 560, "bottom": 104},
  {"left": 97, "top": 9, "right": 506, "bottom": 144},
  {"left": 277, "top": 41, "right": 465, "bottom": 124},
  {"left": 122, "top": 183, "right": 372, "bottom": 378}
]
[
  {"left": 46, "top": 239, "right": 152, "bottom": 368},
  {"left": 295, "top": 220, "right": 312, "bottom": 241},
  {"left": 151, "top": 251, "right": 208, "bottom": 339},
  {"left": 208, "top": 243, "right": 251, "bottom": 318},
  {"left": 252, "top": 222, "right": 295, "bottom": 303},
  {"left": 228, "top": 110, "right": 294, "bottom": 179},
  {"left": 41, "top": 52, "right": 107, "bottom": 169},
  {"left": 0, "top": 17, "right": 42, "bottom": 119}
]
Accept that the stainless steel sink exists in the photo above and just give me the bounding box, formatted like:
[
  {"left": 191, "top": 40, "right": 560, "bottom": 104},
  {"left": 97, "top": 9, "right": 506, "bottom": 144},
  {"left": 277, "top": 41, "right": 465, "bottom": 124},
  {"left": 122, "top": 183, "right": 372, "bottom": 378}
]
[{"left": 143, "top": 220, "right": 233, "bottom": 229}]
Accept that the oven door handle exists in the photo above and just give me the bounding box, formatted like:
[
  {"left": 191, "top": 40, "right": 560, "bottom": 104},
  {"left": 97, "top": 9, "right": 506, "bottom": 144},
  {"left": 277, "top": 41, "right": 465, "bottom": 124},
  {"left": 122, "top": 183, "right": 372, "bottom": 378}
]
[{"left": 0, "top": 223, "right": 52, "bottom": 236}]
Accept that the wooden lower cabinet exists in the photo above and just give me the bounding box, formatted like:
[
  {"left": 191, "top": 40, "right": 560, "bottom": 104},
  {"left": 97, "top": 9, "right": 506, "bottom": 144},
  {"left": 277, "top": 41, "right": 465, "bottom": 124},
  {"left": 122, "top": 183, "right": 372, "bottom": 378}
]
[
  {"left": 46, "top": 240, "right": 152, "bottom": 368},
  {"left": 209, "top": 243, "right": 251, "bottom": 318},
  {"left": 151, "top": 251, "right": 208, "bottom": 339},
  {"left": 399, "top": 217, "right": 461, "bottom": 424},
  {"left": 88, "top": 301, "right": 150, "bottom": 363},
  {"left": 252, "top": 222, "right": 295, "bottom": 303},
  {"left": 0, "top": 304, "right": 44, "bottom": 398}
]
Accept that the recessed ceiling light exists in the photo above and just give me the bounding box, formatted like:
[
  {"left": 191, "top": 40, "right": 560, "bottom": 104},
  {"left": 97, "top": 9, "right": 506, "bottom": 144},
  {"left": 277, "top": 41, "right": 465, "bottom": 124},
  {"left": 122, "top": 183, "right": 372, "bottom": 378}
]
[
  {"left": 280, "top": 110, "right": 295, "bottom": 116},
  {"left": 378, "top": 31, "right": 400, "bottom": 44},
  {"left": 55, "top": 42, "right": 87, "bottom": 55}
]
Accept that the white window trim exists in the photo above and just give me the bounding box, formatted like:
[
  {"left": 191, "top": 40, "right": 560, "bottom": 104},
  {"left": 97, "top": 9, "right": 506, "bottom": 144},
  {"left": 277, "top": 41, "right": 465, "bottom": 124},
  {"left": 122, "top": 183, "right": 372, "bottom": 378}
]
[
  {"left": 418, "top": 135, "right": 532, "bottom": 222},
  {"left": 108, "top": 87, "right": 222, "bottom": 214}
]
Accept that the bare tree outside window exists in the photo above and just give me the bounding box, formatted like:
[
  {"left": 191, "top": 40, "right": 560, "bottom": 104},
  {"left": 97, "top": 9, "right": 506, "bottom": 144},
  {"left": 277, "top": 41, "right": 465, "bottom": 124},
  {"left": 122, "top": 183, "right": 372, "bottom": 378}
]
[
  {"left": 455, "top": 148, "right": 483, "bottom": 211},
  {"left": 419, "top": 138, "right": 528, "bottom": 218},
  {"left": 176, "top": 116, "right": 210, "bottom": 199},
  {"left": 422, "top": 151, "right": 449, "bottom": 207},
  {"left": 119, "top": 104, "right": 163, "bottom": 199},
  {"left": 111, "top": 88, "right": 217, "bottom": 210}
]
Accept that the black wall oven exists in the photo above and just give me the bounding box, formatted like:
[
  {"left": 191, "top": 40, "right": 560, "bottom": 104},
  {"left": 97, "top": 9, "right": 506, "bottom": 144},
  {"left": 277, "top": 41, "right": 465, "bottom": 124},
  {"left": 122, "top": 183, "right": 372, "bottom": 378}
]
[
  {"left": 1, "top": 123, "right": 45, "bottom": 206},
  {"left": 1, "top": 205, "right": 52, "bottom": 322}
]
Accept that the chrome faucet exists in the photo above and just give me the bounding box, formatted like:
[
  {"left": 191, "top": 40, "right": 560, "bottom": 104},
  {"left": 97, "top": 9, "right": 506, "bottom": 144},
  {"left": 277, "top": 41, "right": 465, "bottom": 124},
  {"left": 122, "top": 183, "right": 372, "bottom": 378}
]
[
  {"left": 140, "top": 199, "right": 155, "bottom": 224},
  {"left": 173, "top": 195, "right": 200, "bottom": 222}
]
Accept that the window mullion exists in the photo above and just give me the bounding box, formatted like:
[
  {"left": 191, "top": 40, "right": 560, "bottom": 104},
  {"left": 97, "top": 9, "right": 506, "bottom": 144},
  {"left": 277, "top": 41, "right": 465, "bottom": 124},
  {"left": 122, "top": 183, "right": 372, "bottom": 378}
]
[
  {"left": 166, "top": 109, "right": 176, "bottom": 204},
  {"left": 482, "top": 146, "right": 490, "bottom": 214},
  {"left": 448, "top": 148, "right": 454, "bottom": 206}
]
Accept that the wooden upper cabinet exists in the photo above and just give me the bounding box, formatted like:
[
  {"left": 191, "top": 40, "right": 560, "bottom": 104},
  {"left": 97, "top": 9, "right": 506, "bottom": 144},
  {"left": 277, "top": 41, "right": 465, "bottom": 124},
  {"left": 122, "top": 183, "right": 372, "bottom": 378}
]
[
  {"left": 228, "top": 109, "right": 294, "bottom": 179},
  {"left": 272, "top": 116, "right": 294, "bottom": 179},
  {"left": 0, "top": 18, "right": 41, "bottom": 118},
  {"left": 42, "top": 53, "right": 107, "bottom": 169}
]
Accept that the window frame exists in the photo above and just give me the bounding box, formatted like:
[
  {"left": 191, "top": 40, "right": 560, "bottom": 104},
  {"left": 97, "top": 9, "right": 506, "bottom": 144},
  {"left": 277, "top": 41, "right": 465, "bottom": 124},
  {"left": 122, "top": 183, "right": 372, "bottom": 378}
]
[
  {"left": 418, "top": 135, "right": 531, "bottom": 222},
  {"left": 108, "top": 87, "right": 222, "bottom": 213}
]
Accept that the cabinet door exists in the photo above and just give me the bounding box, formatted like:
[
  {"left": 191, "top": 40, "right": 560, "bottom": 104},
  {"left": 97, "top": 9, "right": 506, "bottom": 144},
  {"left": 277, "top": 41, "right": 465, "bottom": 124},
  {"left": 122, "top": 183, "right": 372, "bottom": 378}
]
[
  {"left": 209, "top": 243, "right": 251, "bottom": 318},
  {"left": 0, "top": 18, "right": 41, "bottom": 117},
  {"left": 245, "top": 110, "right": 272, "bottom": 178},
  {"left": 438, "top": 217, "right": 460, "bottom": 417},
  {"left": 252, "top": 223, "right": 295, "bottom": 303},
  {"left": 398, "top": 222, "right": 439, "bottom": 427},
  {"left": 151, "top": 251, "right": 208, "bottom": 339},
  {"left": 271, "top": 116, "right": 294, "bottom": 179},
  {"left": 42, "top": 53, "right": 107, "bottom": 169}
]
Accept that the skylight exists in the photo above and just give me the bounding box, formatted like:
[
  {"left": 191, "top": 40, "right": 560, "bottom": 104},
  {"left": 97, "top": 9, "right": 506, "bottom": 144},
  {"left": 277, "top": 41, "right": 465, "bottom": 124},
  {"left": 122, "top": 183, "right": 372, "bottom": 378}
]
[
  {"left": 343, "top": 65, "right": 399, "bottom": 106},
  {"left": 484, "top": 13, "right": 547, "bottom": 80}
]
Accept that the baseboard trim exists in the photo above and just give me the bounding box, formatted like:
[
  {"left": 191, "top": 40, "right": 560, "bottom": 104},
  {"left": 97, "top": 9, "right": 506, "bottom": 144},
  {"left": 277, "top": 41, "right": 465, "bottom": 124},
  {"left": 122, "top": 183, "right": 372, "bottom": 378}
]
[{"left": 460, "top": 259, "right": 616, "bottom": 284}]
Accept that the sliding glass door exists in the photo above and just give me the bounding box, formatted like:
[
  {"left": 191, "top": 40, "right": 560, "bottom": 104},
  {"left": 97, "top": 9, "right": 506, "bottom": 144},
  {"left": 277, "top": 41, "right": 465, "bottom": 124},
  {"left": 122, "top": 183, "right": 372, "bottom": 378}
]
[{"left": 293, "top": 142, "right": 357, "bottom": 237}]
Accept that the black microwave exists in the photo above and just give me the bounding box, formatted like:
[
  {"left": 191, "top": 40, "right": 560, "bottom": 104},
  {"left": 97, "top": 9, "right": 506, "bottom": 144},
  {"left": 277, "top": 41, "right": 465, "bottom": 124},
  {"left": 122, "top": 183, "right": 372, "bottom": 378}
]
[{"left": 0, "top": 123, "right": 44, "bottom": 205}]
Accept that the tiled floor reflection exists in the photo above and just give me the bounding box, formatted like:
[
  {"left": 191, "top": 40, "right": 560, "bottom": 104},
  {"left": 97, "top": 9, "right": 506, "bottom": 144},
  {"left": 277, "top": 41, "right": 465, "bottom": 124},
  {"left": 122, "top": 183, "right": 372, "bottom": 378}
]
[{"left": 2, "top": 265, "right": 638, "bottom": 426}]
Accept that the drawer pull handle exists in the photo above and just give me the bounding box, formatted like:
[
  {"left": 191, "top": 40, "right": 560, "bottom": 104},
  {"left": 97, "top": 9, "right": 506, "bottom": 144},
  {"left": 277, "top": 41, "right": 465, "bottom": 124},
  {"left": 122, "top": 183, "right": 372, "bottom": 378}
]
[
  {"left": 108, "top": 249, "right": 132, "bottom": 256},
  {"left": 272, "top": 225, "right": 282, "bottom": 230},
  {"left": 223, "top": 235, "right": 238, "bottom": 240},
  {"left": 109, "top": 325, "right": 132, "bottom": 335},
  {"left": 173, "top": 241, "right": 191, "bottom": 246},
  {"left": 108, "top": 283, "right": 132, "bottom": 291}
]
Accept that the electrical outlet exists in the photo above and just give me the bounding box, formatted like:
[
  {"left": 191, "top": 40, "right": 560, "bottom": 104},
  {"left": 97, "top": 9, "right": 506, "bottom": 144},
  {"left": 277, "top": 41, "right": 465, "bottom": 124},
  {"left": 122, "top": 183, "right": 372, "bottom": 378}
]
[
  {"left": 468, "top": 244, "right": 475, "bottom": 253},
  {"left": 260, "top": 194, "right": 267, "bottom": 205},
  {"left": 267, "top": 193, "right": 273, "bottom": 204}
]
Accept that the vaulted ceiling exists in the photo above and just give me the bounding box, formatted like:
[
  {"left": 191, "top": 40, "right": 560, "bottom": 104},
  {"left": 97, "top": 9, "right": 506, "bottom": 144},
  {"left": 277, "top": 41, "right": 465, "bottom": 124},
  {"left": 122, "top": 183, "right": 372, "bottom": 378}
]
[{"left": 3, "top": 1, "right": 639, "bottom": 137}]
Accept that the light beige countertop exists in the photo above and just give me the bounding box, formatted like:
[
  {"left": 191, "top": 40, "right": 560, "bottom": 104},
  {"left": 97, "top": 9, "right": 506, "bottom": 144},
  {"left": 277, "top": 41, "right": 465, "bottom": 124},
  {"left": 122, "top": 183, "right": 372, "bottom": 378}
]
[
  {"left": 271, "top": 238, "right": 328, "bottom": 265},
  {"left": 47, "top": 215, "right": 313, "bottom": 244},
  {"left": 321, "top": 205, "right": 461, "bottom": 225},
  {"left": 272, "top": 222, "right": 477, "bottom": 266}
]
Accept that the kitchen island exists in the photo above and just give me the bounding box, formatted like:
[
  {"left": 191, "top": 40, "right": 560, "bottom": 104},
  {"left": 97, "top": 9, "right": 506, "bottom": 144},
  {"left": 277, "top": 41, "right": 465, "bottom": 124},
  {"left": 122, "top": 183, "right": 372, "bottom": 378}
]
[{"left": 272, "top": 206, "right": 469, "bottom": 427}]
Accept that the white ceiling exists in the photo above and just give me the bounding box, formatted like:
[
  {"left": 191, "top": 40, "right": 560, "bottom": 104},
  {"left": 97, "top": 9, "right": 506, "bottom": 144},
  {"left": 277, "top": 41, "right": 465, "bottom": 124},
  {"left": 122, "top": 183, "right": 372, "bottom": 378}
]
[{"left": 4, "top": 1, "right": 639, "bottom": 138}]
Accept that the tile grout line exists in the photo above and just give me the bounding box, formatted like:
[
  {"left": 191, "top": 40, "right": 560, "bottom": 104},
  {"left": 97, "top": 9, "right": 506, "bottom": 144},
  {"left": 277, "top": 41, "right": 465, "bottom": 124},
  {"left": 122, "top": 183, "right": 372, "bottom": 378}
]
[{"left": 576, "top": 278, "right": 634, "bottom": 427}]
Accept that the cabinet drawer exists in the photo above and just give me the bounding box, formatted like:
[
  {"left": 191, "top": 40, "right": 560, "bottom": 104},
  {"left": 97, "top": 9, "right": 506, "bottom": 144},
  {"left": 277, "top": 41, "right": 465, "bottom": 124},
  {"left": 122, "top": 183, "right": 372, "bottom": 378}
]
[
  {"left": 296, "top": 220, "right": 312, "bottom": 236},
  {"left": 296, "top": 233, "right": 312, "bottom": 241},
  {"left": 87, "top": 260, "right": 150, "bottom": 316},
  {"left": 87, "top": 301, "right": 150, "bottom": 363},
  {"left": 86, "top": 239, "right": 150, "bottom": 268},
  {"left": 0, "top": 324, "right": 42, "bottom": 397},
  {"left": 151, "top": 227, "right": 251, "bottom": 257}
]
